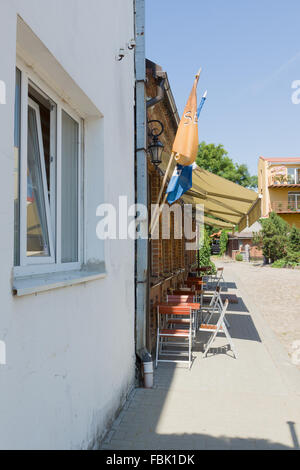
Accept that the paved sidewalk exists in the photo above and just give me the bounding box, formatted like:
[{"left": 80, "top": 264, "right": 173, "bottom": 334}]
[
  {"left": 101, "top": 262, "right": 300, "bottom": 450},
  {"left": 220, "top": 260, "right": 300, "bottom": 368}
]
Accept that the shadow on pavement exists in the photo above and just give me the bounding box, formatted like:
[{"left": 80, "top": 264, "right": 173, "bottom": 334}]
[{"left": 101, "top": 275, "right": 298, "bottom": 451}]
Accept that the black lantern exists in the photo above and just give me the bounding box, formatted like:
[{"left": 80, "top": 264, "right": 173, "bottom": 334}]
[{"left": 148, "top": 120, "right": 164, "bottom": 168}]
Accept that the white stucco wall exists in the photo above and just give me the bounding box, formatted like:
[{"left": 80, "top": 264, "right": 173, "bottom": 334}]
[{"left": 0, "top": 0, "right": 135, "bottom": 449}]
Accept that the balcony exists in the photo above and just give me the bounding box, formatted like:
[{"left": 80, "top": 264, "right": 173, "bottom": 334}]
[
  {"left": 268, "top": 177, "right": 300, "bottom": 187},
  {"left": 268, "top": 171, "right": 300, "bottom": 187},
  {"left": 271, "top": 201, "right": 300, "bottom": 213}
]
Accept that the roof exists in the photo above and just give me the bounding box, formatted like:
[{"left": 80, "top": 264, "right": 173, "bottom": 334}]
[
  {"left": 229, "top": 221, "right": 262, "bottom": 239},
  {"left": 260, "top": 156, "right": 300, "bottom": 163},
  {"left": 241, "top": 221, "right": 262, "bottom": 233},
  {"left": 230, "top": 232, "right": 253, "bottom": 239}
]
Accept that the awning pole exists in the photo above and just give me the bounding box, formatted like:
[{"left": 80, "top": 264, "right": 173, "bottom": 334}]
[
  {"left": 149, "top": 152, "right": 175, "bottom": 231},
  {"left": 150, "top": 193, "right": 168, "bottom": 235}
]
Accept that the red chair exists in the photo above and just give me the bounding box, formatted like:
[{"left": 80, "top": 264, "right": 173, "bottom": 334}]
[
  {"left": 155, "top": 304, "right": 193, "bottom": 369},
  {"left": 166, "top": 295, "right": 200, "bottom": 338}
]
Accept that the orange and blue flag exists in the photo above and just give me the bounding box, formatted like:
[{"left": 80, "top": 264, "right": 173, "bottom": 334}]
[
  {"left": 172, "top": 70, "right": 201, "bottom": 166},
  {"left": 166, "top": 163, "right": 195, "bottom": 204},
  {"left": 166, "top": 88, "right": 207, "bottom": 203}
]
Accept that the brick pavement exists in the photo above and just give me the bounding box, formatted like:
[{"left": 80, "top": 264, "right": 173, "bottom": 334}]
[{"left": 101, "top": 261, "right": 300, "bottom": 450}]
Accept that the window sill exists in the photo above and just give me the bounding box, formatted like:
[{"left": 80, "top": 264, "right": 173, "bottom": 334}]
[{"left": 12, "top": 262, "right": 106, "bottom": 297}]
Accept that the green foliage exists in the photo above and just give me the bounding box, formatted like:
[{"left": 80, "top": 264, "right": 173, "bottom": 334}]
[
  {"left": 253, "top": 213, "right": 300, "bottom": 267},
  {"left": 253, "top": 212, "right": 289, "bottom": 262},
  {"left": 235, "top": 253, "right": 243, "bottom": 261},
  {"left": 196, "top": 141, "right": 258, "bottom": 189},
  {"left": 198, "top": 228, "right": 216, "bottom": 274},
  {"left": 271, "top": 259, "right": 286, "bottom": 268},
  {"left": 272, "top": 252, "right": 300, "bottom": 268},
  {"left": 263, "top": 233, "right": 287, "bottom": 261},
  {"left": 204, "top": 224, "right": 217, "bottom": 237},
  {"left": 284, "top": 250, "right": 300, "bottom": 264},
  {"left": 219, "top": 230, "right": 228, "bottom": 256},
  {"left": 288, "top": 225, "right": 300, "bottom": 253}
]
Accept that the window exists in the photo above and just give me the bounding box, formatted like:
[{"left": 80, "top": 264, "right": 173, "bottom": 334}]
[
  {"left": 14, "top": 68, "right": 21, "bottom": 266},
  {"left": 288, "top": 192, "right": 300, "bottom": 211},
  {"left": 287, "top": 167, "right": 300, "bottom": 184},
  {"left": 14, "top": 65, "right": 82, "bottom": 276}
]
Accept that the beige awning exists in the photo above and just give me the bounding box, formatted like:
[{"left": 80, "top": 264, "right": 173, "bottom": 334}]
[
  {"left": 181, "top": 165, "right": 260, "bottom": 229},
  {"left": 159, "top": 150, "right": 261, "bottom": 229},
  {"left": 238, "top": 197, "right": 262, "bottom": 232},
  {"left": 204, "top": 216, "right": 235, "bottom": 229}
]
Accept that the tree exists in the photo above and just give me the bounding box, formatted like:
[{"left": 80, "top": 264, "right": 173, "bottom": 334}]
[
  {"left": 196, "top": 141, "right": 258, "bottom": 189},
  {"left": 288, "top": 225, "right": 300, "bottom": 253},
  {"left": 198, "top": 228, "right": 216, "bottom": 273},
  {"left": 219, "top": 230, "right": 229, "bottom": 256},
  {"left": 253, "top": 212, "right": 289, "bottom": 263}
]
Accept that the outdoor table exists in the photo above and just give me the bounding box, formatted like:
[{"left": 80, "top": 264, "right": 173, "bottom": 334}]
[
  {"left": 186, "top": 276, "right": 205, "bottom": 282},
  {"left": 161, "top": 302, "right": 201, "bottom": 309},
  {"left": 195, "top": 266, "right": 212, "bottom": 272},
  {"left": 188, "top": 272, "right": 203, "bottom": 279},
  {"left": 185, "top": 278, "right": 205, "bottom": 288},
  {"left": 155, "top": 302, "right": 200, "bottom": 310},
  {"left": 156, "top": 302, "right": 201, "bottom": 337},
  {"left": 171, "top": 289, "right": 203, "bottom": 296}
]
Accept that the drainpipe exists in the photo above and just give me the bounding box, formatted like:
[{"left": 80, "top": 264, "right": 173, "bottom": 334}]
[
  {"left": 134, "top": 0, "right": 152, "bottom": 386},
  {"left": 146, "top": 76, "right": 165, "bottom": 109},
  {"left": 134, "top": 1, "right": 168, "bottom": 388}
]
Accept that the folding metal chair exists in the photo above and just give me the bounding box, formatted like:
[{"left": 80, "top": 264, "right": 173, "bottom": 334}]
[
  {"left": 201, "top": 286, "right": 230, "bottom": 328},
  {"left": 166, "top": 294, "right": 200, "bottom": 339},
  {"left": 203, "top": 275, "right": 221, "bottom": 300},
  {"left": 210, "top": 267, "right": 225, "bottom": 284},
  {"left": 155, "top": 304, "right": 193, "bottom": 369},
  {"left": 197, "top": 266, "right": 214, "bottom": 284},
  {"left": 199, "top": 299, "right": 237, "bottom": 358},
  {"left": 201, "top": 286, "right": 221, "bottom": 324}
]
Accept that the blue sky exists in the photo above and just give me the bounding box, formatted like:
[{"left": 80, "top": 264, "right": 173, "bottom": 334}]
[{"left": 145, "top": 0, "right": 300, "bottom": 175}]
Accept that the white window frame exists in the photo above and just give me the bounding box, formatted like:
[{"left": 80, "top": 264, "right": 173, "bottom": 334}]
[
  {"left": 287, "top": 167, "right": 300, "bottom": 184},
  {"left": 14, "top": 60, "right": 83, "bottom": 278},
  {"left": 288, "top": 192, "right": 300, "bottom": 210},
  {"left": 26, "top": 97, "right": 55, "bottom": 264}
]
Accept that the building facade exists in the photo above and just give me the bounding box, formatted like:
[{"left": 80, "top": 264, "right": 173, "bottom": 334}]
[
  {"left": 0, "top": 0, "right": 135, "bottom": 449},
  {"left": 146, "top": 60, "right": 197, "bottom": 354},
  {"left": 227, "top": 222, "right": 263, "bottom": 261},
  {"left": 258, "top": 156, "right": 300, "bottom": 228}
]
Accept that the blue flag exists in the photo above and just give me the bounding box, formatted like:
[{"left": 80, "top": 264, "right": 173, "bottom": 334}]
[
  {"left": 197, "top": 91, "right": 207, "bottom": 118},
  {"left": 166, "top": 164, "right": 193, "bottom": 204},
  {"left": 166, "top": 90, "right": 207, "bottom": 204}
]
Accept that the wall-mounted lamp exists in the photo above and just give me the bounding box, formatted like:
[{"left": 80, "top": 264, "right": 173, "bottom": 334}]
[{"left": 147, "top": 120, "right": 164, "bottom": 168}]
